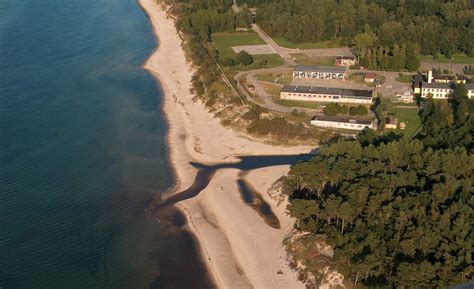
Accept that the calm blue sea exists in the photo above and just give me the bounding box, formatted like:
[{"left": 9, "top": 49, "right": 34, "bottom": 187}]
[{"left": 0, "top": 0, "right": 212, "bottom": 288}]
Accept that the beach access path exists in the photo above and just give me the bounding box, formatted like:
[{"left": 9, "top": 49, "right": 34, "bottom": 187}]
[{"left": 139, "top": 0, "right": 313, "bottom": 288}]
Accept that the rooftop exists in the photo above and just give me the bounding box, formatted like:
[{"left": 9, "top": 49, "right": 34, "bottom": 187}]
[
  {"left": 336, "top": 55, "right": 355, "bottom": 60},
  {"left": 365, "top": 73, "right": 376, "bottom": 78},
  {"left": 294, "top": 65, "right": 346, "bottom": 73},
  {"left": 281, "top": 85, "right": 373, "bottom": 99},
  {"left": 312, "top": 115, "right": 373, "bottom": 125},
  {"left": 422, "top": 82, "right": 474, "bottom": 90}
]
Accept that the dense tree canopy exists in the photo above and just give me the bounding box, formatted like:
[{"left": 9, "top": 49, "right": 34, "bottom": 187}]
[
  {"left": 284, "top": 140, "right": 473, "bottom": 287},
  {"left": 251, "top": 0, "right": 473, "bottom": 57},
  {"left": 283, "top": 86, "right": 473, "bottom": 287},
  {"left": 246, "top": 0, "right": 473, "bottom": 70},
  {"left": 417, "top": 84, "right": 474, "bottom": 150}
]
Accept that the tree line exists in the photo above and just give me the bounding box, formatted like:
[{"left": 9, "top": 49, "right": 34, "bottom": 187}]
[
  {"left": 246, "top": 0, "right": 473, "bottom": 69},
  {"left": 282, "top": 85, "right": 473, "bottom": 287}
]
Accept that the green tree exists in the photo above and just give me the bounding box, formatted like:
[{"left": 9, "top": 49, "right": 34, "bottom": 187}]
[
  {"left": 405, "top": 54, "right": 420, "bottom": 71},
  {"left": 236, "top": 51, "right": 253, "bottom": 66}
]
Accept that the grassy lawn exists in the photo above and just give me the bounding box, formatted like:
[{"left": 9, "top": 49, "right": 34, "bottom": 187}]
[
  {"left": 212, "top": 32, "right": 266, "bottom": 59},
  {"left": 348, "top": 72, "right": 367, "bottom": 84},
  {"left": 272, "top": 36, "right": 342, "bottom": 49},
  {"left": 290, "top": 53, "right": 335, "bottom": 66},
  {"left": 212, "top": 32, "right": 284, "bottom": 69},
  {"left": 387, "top": 107, "right": 421, "bottom": 138},
  {"left": 243, "top": 54, "right": 284, "bottom": 70},
  {"left": 255, "top": 71, "right": 292, "bottom": 85},
  {"left": 419, "top": 54, "right": 474, "bottom": 65},
  {"left": 395, "top": 73, "right": 413, "bottom": 83},
  {"left": 259, "top": 82, "right": 283, "bottom": 97},
  {"left": 273, "top": 97, "right": 326, "bottom": 109}
]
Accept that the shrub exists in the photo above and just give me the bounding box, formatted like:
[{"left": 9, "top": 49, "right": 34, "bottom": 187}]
[
  {"left": 236, "top": 51, "right": 253, "bottom": 66},
  {"left": 221, "top": 57, "right": 235, "bottom": 66}
]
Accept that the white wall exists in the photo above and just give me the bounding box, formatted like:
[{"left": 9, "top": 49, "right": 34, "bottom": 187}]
[
  {"left": 310, "top": 120, "right": 372, "bottom": 131},
  {"left": 281, "top": 92, "right": 372, "bottom": 104}
]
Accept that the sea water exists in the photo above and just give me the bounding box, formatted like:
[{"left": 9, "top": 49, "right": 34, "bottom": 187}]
[{"left": 0, "top": 0, "right": 212, "bottom": 288}]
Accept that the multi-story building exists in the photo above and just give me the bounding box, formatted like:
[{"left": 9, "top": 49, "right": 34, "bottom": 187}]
[
  {"left": 310, "top": 116, "right": 376, "bottom": 131},
  {"left": 420, "top": 70, "right": 474, "bottom": 99},
  {"left": 280, "top": 85, "right": 373, "bottom": 104},
  {"left": 292, "top": 65, "right": 347, "bottom": 80}
]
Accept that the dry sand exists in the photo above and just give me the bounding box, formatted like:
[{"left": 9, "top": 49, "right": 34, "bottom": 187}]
[{"left": 139, "top": 0, "right": 313, "bottom": 287}]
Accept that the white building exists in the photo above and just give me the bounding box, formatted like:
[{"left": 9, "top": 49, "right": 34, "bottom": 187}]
[
  {"left": 420, "top": 70, "right": 474, "bottom": 99},
  {"left": 396, "top": 91, "right": 414, "bottom": 103},
  {"left": 311, "top": 116, "right": 376, "bottom": 131},
  {"left": 293, "top": 65, "right": 347, "bottom": 80},
  {"left": 280, "top": 85, "right": 373, "bottom": 104},
  {"left": 335, "top": 55, "right": 356, "bottom": 67}
]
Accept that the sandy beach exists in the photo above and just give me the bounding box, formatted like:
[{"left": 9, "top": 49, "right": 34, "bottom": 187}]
[{"left": 139, "top": 0, "right": 313, "bottom": 287}]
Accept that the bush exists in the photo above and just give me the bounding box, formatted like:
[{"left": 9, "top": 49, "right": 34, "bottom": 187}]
[
  {"left": 323, "top": 104, "right": 348, "bottom": 116},
  {"left": 221, "top": 57, "right": 235, "bottom": 66},
  {"left": 323, "top": 105, "right": 338, "bottom": 116},
  {"left": 236, "top": 51, "right": 253, "bottom": 66},
  {"left": 405, "top": 54, "right": 420, "bottom": 71},
  {"left": 349, "top": 105, "right": 369, "bottom": 116}
]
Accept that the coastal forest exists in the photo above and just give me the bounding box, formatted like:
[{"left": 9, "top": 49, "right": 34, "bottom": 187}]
[
  {"left": 283, "top": 87, "right": 474, "bottom": 287},
  {"left": 247, "top": 0, "right": 473, "bottom": 70}
]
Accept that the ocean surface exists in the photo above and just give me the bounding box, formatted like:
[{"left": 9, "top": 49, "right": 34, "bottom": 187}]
[{"left": 0, "top": 0, "right": 213, "bottom": 288}]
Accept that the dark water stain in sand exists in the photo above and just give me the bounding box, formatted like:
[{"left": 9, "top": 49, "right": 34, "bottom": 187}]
[
  {"left": 236, "top": 177, "right": 281, "bottom": 229},
  {"left": 151, "top": 154, "right": 313, "bottom": 219}
]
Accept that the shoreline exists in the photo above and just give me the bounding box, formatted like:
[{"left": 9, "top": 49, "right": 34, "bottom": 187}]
[{"left": 138, "top": 0, "right": 312, "bottom": 287}]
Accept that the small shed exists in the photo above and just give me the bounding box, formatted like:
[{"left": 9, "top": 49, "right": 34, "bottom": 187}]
[
  {"left": 384, "top": 117, "right": 398, "bottom": 129},
  {"left": 364, "top": 73, "right": 376, "bottom": 83}
]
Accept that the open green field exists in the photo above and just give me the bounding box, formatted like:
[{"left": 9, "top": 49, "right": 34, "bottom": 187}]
[
  {"left": 395, "top": 74, "right": 413, "bottom": 83},
  {"left": 255, "top": 71, "right": 292, "bottom": 85},
  {"left": 290, "top": 53, "right": 335, "bottom": 66},
  {"left": 212, "top": 32, "right": 284, "bottom": 69},
  {"left": 419, "top": 54, "right": 474, "bottom": 65},
  {"left": 273, "top": 98, "right": 325, "bottom": 109},
  {"left": 243, "top": 54, "right": 284, "bottom": 70},
  {"left": 272, "top": 36, "right": 342, "bottom": 49},
  {"left": 212, "top": 32, "right": 265, "bottom": 59},
  {"left": 388, "top": 107, "right": 421, "bottom": 138}
]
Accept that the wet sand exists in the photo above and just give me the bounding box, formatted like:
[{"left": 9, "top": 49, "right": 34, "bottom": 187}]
[{"left": 138, "top": 0, "right": 313, "bottom": 287}]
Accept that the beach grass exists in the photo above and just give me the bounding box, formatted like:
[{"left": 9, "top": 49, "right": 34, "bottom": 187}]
[
  {"left": 419, "top": 54, "right": 474, "bottom": 65},
  {"left": 212, "top": 32, "right": 266, "bottom": 59},
  {"left": 272, "top": 36, "right": 341, "bottom": 49}
]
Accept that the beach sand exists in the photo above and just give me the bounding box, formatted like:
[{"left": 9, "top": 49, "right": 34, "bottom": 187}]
[{"left": 139, "top": 0, "right": 313, "bottom": 287}]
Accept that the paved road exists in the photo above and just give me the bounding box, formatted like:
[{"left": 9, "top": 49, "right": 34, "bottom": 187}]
[
  {"left": 420, "top": 62, "right": 466, "bottom": 74},
  {"left": 235, "top": 68, "right": 318, "bottom": 113},
  {"left": 235, "top": 68, "right": 295, "bottom": 112},
  {"left": 251, "top": 24, "right": 352, "bottom": 60},
  {"left": 351, "top": 69, "right": 412, "bottom": 96},
  {"left": 251, "top": 24, "right": 296, "bottom": 66}
]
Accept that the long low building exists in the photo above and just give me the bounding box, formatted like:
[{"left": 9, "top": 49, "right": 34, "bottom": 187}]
[
  {"left": 280, "top": 85, "right": 374, "bottom": 104},
  {"left": 311, "top": 116, "right": 376, "bottom": 131},
  {"left": 293, "top": 65, "right": 347, "bottom": 80}
]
